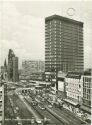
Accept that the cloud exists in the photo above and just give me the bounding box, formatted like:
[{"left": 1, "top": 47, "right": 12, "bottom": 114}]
[
  {"left": 0, "top": 2, "right": 45, "bottom": 67},
  {"left": 0, "top": 1, "right": 92, "bottom": 69}
]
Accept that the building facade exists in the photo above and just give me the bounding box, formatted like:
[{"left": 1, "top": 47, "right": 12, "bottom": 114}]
[
  {"left": 8, "top": 49, "right": 15, "bottom": 81},
  {"left": 45, "top": 15, "right": 84, "bottom": 73},
  {"left": 81, "top": 69, "right": 92, "bottom": 114},
  {"left": 8, "top": 49, "right": 19, "bottom": 82},
  {"left": 0, "top": 60, "right": 8, "bottom": 81},
  {"left": 64, "top": 72, "right": 83, "bottom": 113},
  {"left": 20, "top": 60, "right": 45, "bottom": 81},
  {"left": 0, "top": 82, "right": 5, "bottom": 125},
  {"left": 22, "top": 60, "right": 45, "bottom": 75},
  {"left": 57, "top": 71, "right": 67, "bottom": 99},
  {"left": 13, "top": 57, "right": 19, "bottom": 82},
  {"left": 65, "top": 72, "right": 83, "bottom": 103}
]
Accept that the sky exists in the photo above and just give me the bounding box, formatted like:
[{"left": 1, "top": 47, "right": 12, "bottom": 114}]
[{"left": 0, "top": 0, "right": 92, "bottom": 69}]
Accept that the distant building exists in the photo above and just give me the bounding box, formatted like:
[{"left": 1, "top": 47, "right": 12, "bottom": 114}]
[
  {"left": 0, "top": 66, "right": 7, "bottom": 81},
  {"left": 0, "top": 60, "right": 8, "bottom": 81},
  {"left": 13, "top": 57, "right": 19, "bottom": 82},
  {"left": 8, "top": 49, "right": 19, "bottom": 82},
  {"left": 45, "top": 15, "right": 84, "bottom": 82},
  {"left": 20, "top": 60, "right": 45, "bottom": 81},
  {"left": 22, "top": 60, "right": 45, "bottom": 75},
  {"left": 8, "top": 49, "right": 15, "bottom": 81},
  {"left": 0, "top": 66, "right": 5, "bottom": 77}
]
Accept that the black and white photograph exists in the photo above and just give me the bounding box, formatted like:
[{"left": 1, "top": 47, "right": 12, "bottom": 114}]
[{"left": 0, "top": 0, "right": 92, "bottom": 125}]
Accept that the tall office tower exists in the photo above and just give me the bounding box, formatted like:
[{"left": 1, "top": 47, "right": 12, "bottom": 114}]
[
  {"left": 8, "top": 49, "right": 15, "bottom": 81},
  {"left": 12, "top": 57, "right": 19, "bottom": 82},
  {"left": 45, "top": 15, "right": 84, "bottom": 73}
]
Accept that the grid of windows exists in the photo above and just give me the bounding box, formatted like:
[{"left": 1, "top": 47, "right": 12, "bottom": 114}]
[
  {"left": 83, "top": 76, "right": 92, "bottom": 107},
  {"left": 45, "top": 15, "right": 84, "bottom": 73}
]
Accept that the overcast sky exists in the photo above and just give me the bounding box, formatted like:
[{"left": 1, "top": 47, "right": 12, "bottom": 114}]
[{"left": 0, "top": 0, "right": 92, "bottom": 69}]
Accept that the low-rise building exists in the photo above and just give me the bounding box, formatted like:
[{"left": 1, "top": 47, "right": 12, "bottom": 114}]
[
  {"left": 64, "top": 72, "right": 83, "bottom": 113},
  {"left": 0, "top": 82, "right": 5, "bottom": 125},
  {"left": 80, "top": 69, "right": 92, "bottom": 116},
  {"left": 57, "top": 71, "right": 67, "bottom": 99}
]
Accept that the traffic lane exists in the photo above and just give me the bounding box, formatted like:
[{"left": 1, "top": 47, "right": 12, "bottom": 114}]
[
  {"left": 10, "top": 94, "right": 33, "bottom": 119},
  {"left": 20, "top": 95, "right": 42, "bottom": 120},
  {"left": 5, "top": 96, "right": 16, "bottom": 119},
  {"left": 62, "top": 108, "right": 84, "bottom": 122},
  {"left": 26, "top": 95, "right": 63, "bottom": 125},
  {"left": 5, "top": 120, "right": 17, "bottom": 125},
  {"left": 41, "top": 97, "right": 84, "bottom": 125},
  {"left": 29, "top": 93, "right": 82, "bottom": 125},
  {"left": 21, "top": 120, "right": 31, "bottom": 125},
  {"left": 52, "top": 107, "right": 81, "bottom": 125},
  {"left": 52, "top": 105, "right": 86, "bottom": 125},
  {"left": 41, "top": 97, "right": 83, "bottom": 125},
  {"left": 61, "top": 108, "right": 87, "bottom": 125},
  {"left": 34, "top": 105, "right": 63, "bottom": 125}
]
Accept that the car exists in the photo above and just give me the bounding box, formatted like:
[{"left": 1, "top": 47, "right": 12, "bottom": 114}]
[
  {"left": 31, "top": 117, "right": 35, "bottom": 124},
  {"left": 77, "top": 113, "right": 82, "bottom": 117},
  {"left": 38, "top": 104, "right": 45, "bottom": 110},
  {"left": 36, "top": 119, "right": 42, "bottom": 125},
  {"left": 16, "top": 107, "right": 19, "bottom": 111},
  {"left": 44, "top": 117, "right": 50, "bottom": 123},
  {"left": 48, "top": 105, "right": 52, "bottom": 108},
  {"left": 17, "top": 122, "right": 22, "bottom": 125},
  {"left": 32, "top": 101, "right": 38, "bottom": 106},
  {"left": 14, "top": 109, "right": 17, "bottom": 114},
  {"left": 17, "top": 123, "right": 22, "bottom": 125}
]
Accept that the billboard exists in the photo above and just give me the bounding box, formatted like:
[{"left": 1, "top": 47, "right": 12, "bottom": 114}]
[{"left": 58, "top": 81, "right": 64, "bottom": 91}]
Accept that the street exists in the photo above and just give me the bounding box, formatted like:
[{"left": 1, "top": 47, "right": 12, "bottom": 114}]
[{"left": 5, "top": 82, "right": 88, "bottom": 125}]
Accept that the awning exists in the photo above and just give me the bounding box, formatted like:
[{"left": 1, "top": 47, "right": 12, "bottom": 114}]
[{"left": 64, "top": 98, "right": 78, "bottom": 106}]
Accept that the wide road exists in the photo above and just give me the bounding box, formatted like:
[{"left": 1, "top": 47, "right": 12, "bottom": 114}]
[
  {"left": 34, "top": 93, "right": 86, "bottom": 125},
  {"left": 10, "top": 93, "right": 33, "bottom": 119},
  {"left": 25, "top": 96, "right": 64, "bottom": 125},
  {"left": 8, "top": 93, "right": 34, "bottom": 125},
  {"left": 30, "top": 94, "right": 86, "bottom": 125},
  {"left": 18, "top": 94, "right": 42, "bottom": 120},
  {"left": 51, "top": 105, "right": 86, "bottom": 125}
]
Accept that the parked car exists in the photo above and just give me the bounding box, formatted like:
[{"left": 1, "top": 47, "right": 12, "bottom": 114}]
[
  {"left": 38, "top": 104, "right": 45, "bottom": 110},
  {"left": 36, "top": 119, "right": 42, "bottom": 125},
  {"left": 48, "top": 105, "right": 52, "bottom": 108},
  {"left": 32, "top": 101, "right": 38, "bottom": 106}
]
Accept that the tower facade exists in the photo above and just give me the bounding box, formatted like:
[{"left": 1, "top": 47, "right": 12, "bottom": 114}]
[
  {"left": 8, "top": 49, "right": 15, "bottom": 81},
  {"left": 45, "top": 15, "right": 84, "bottom": 73},
  {"left": 8, "top": 49, "right": 19, "bottom": 82},
  {"left": 13, "top": 57, "right": 19, "bottom": 82}
]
